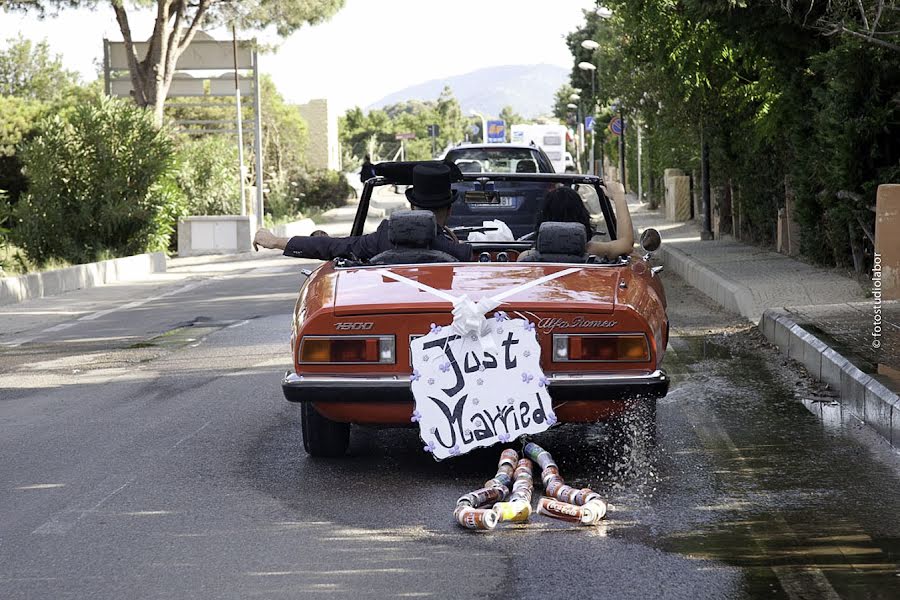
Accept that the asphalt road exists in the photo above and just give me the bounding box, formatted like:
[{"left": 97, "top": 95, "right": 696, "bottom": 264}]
[{"left": 1, "top": 254, "right": 899, "bottom": 599}]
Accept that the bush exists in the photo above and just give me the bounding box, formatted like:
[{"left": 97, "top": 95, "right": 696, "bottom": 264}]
[
  {"left": 294, "top": 170, "right": 353, "bottom": 212},
  {"left": 13, "top": 96, "right": 184, "bottom": 266},
  {"left": 264, "top": 170, "right": 353, "bottom": 222},
  {"left": 174, "top": 135, "right": 242, "bottom": 215}
]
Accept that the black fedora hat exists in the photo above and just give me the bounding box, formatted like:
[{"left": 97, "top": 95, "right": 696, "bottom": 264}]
[{"left": 405, "top": 163, "right": 457, "bottom": 208}]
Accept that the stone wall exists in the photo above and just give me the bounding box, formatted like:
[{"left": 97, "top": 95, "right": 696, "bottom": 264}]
[{"left": 297, "top": 98, "right": 342, "bottom": 172}]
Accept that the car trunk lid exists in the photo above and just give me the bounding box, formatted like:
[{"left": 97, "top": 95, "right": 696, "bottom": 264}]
[{"left": 333, "top": 264, "right": 617, "bottom": 316}]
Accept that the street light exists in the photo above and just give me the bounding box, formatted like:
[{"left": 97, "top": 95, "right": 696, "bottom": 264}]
[
  {"left": 569, "top": 93, "right": 580, "bottom": 102},
  {"left": 578, "top": 61, "right": 598, "bottom": 175},
  {"left": 566, "top": 103, "right": 578, "bottom": 109},
  {"left": 469, "top": 109, "right": 486, "bottom": 144},
  {"left": 580, "top": 39, "right": 600, "bottom": 51},
  {"left": 595, "top": 6, "right": 613, "bottom": 19}
]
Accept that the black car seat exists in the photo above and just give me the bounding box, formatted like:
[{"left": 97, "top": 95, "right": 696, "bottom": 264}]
[
  {"left": 527, "top": 222, "right": 589, "bottom": 263},
  {"left": 369, "top": 210, "right": 460, "bottom": 265},
  {"left": 516, "top": 159, "right": 537, "bottom": 173}
]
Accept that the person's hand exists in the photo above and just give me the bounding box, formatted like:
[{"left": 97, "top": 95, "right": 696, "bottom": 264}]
[{"left": 253, "top": 228, "right": 277, "bottom": 251}]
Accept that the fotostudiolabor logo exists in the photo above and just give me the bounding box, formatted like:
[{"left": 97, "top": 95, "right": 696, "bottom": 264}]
[{"left": 872, "top": 253, "right": 882, "bottom": 349}]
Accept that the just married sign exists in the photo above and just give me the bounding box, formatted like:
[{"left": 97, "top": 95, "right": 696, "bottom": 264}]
[{"left": 409, "top": 313, "right": 557, "bottom": 461}]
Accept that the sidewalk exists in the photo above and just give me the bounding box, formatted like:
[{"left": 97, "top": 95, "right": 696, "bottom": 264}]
[{"left": 629, "top": 195, "right": 900, "bottom": 448}]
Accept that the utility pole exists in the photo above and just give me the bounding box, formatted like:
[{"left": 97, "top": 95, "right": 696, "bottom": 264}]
[
  {"left": 636, "top": 119, "right": 642, "bottom": 202},
  {"left": 619, "top": 109, "right": 626, "bottom": 190},
  {"left": 700, "top": 121, "right": 713, "bottom": 240}
]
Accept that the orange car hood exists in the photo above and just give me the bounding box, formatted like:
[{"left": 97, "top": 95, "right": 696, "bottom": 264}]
[{"left": 333, "top": 264, "right": 618, "bottom": 316}]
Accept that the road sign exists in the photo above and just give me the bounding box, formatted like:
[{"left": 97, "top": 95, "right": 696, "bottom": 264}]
[
  {"left": 486, "top": 119, "right": 506, "bottom": 143},
  {"left": 395, "top": 132, "right": 416, "bottom": 140},
  {"left": 427, "top": 124, "right": 440, "bottom": 137},
  {"left": 608, "top": 116, "right": 625, "bottom": 136},
  {"left": 585, "top": 116, "right": 595, "bottom": 133}
]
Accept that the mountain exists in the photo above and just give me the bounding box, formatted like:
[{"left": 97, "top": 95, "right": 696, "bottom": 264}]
[{"left": 367, "top": 64, "right": 568, "bottom": 118}]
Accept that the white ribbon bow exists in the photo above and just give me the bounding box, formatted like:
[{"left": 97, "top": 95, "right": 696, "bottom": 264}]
[{"left": 380, "top": 267, "right": 582, "bottom": 347}]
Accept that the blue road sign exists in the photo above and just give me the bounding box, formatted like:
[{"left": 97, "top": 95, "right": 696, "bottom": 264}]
[
  {"left": 470, "top": 124, "right": 481, "bottom": 136},
  {"left": 585, "top": 116, "right": 595, "bottom": 132},
  {"left": 486, "top": 119, "right": 506, "bottom": 143},
  {"left": 608, "top": 116, "right": 625, "bottom": 136}
]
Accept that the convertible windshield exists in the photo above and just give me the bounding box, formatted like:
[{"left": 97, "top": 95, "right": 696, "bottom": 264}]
[
  {"left": 359, "top": 175, "right": 615, "bottom": 247},
  {"left": 444, "top": 147, "right": 552, "bottom": 174}
]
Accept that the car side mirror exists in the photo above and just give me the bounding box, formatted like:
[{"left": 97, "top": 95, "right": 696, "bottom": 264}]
[{"left": 640, "top": 228, "right": 661, "bottom": 253}]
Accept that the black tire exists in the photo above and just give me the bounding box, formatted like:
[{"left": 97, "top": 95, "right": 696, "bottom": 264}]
[{"left": 301, "top": 402, "right": 350, "bottom": 457}]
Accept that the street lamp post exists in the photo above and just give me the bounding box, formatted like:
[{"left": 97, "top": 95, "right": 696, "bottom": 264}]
[
  {"left": 577, "top": 60, "right": 596, "bottom": 175},
  {"left": 567, "top": 101, "right": 580, "bottom": 170},
  {"left": 469, "top": 109, "right": 486, "bottom": 144}
]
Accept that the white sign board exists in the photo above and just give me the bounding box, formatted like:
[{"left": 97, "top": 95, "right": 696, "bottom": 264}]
[{"left": 410, "top": 316, "right": 557, "bottom": 460}]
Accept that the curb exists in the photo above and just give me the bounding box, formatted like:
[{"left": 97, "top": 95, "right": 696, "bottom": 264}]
[
  {"left": 0, "top": 252, "right": 167, "bottom": 307},
  {"left": 273, "top": 218, "right": 316, "bottom": 238},
  {"left": 761, "top": 310, "right": 900, "bottom": 448},
  {"left": 658, "top": 244, "right": 759, "bottom": 322}
]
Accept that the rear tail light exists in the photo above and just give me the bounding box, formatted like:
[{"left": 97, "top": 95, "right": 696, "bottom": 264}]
[
  {"left": 552, "top": 334, "right": 650, "bottom": 362},
  {"left": 299, "top": 336, "right": 395, "bottom": 364}
]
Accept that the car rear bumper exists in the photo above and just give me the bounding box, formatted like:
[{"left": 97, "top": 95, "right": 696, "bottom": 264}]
[{"left": 281, "top": 369, "right": 669, "bottom": 403}]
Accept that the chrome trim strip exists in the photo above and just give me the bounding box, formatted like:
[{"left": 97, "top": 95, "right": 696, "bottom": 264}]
[{"left": 282, "top": 370, "right": 667, "bottom": 389}]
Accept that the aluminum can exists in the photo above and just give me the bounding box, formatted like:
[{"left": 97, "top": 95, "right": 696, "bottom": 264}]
[
  {"left": 499, "top": 448, "right": 519, "bottom": 469},
  {"left": 555, "top": 485, "right": 579, "bottom": 504},
  {"left": 537, "top": 497, "right": 601, "bottom": 525},
  {"left": 523, "top": 443, "right": 557, "bottom": 471},
  {"left": 454, "top": 505, "right": 499, "bottom": 530},
  {"left": 514, "top": 459, "right": 533, "bottom": 480},
  {"left": 457, "top": 486, "right": 506, "bottom": 508},
  {"left": 542, "top": 472, "right": 563, "bottom": 489},
  {"left": 584, "top": 498, "right": 607, "bottom": 521},
  {"left": 493, "top": 501, "right": 532, "bottom": 523},
  {"left": 572, "top": 488, "right": 600, "bottom": 506},
  {"left": 484, "top": 473, "right": 513, "bottom": 490},
  {"left": 545, "top": 479, "right": 564, "bottom": 498}
]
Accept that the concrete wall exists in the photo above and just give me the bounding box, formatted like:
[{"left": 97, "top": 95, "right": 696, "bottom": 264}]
[
  {"left": 297, "top": 98, "right": 341, "bottom": 172},
  {"left": 0, "top": 252, "right": 166, "bottom": 306},
  {"left": 665, "top": 175, "right": 691, "bottom": 222},
  {"left": 875, "top": 184, "right": 900, "bottom": 300},
  {"left": 178, "top": 216, "right": 252, "bottom": 257}
]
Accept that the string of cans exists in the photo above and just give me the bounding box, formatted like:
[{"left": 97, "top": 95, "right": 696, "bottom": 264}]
[{"left": 453, "top": 442, "right": 608, "bottom": 530}]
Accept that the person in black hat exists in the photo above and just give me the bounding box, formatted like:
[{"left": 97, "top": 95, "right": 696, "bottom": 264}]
[{"left": 252, "top": 162, "right": 472, "bottom": 262}]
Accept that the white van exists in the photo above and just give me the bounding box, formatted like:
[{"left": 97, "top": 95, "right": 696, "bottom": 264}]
[{"left": 510, "top": 124, "right": 568, "bottom": 173}]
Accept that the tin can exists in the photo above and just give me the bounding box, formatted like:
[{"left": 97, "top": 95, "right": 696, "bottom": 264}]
[
  {"left": 493, "top": 501, "right": 532, "bottom": 523},
  {"left": 454, "top": 505, "right": 499, "bottom": 530},
  {"left": 499, "top": 448, "right": 519, "bottom": 469},
  {"left": 545, "top": 479, "right": 564, "bottom": 498},
  {"left": 514, "top": 459, "right": 533, "bottom": 480},
  {"left": 542, "top": 472, "right": 563, "bottom": 489},
  {"left": 457, "top": 486, "right": 506, "bottom": 508},
  {"left": 484, "top": 473, "right": 513, "bottom": 490},
  {"left": 572, "top": 488, "right": 600, "bottom": 506},
  {"left": 537, "top": 497, "right": 601, "bottom": 525},
  {"left": 555, "top": 485, "right": 579, "bottom": 504},
  {"left": 584, "top": 498, "right": 607, "bottom": 521},
  {"left": 523, "top": 443, "right": 557, "bottom": 471}
]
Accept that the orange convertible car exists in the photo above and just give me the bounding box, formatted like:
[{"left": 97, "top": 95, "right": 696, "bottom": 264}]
[{"left": 282, "top": 163, "right": 669, "bottom": 456}]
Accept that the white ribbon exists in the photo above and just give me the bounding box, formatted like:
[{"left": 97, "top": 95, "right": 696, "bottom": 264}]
[{"left": 381, "top": 267, "right": 582, "bottom": 341}]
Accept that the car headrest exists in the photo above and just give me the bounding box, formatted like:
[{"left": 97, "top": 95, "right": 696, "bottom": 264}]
[
  {"left": 388, "top": 210, "right": 437, "bottom": 248},
  {"left": 516, "top": 160, "right": 537, "bottom": 173},
  {"left": 536, "top": 222, "right": 587, "bottom": 255}
]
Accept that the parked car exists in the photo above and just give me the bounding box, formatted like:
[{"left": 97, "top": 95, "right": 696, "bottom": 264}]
[
  {"left": 281, "top": 161, "right": 669, "bottom": 457},
  {"left": 444, "top": 143, "right": 555, "bottom": 174}
]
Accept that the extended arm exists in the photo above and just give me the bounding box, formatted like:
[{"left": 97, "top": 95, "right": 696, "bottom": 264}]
[{"left": 586, "top": 187, "right": 635, "bottom": 259}]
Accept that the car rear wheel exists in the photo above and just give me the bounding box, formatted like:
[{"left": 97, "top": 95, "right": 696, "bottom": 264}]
[{"left": 301, "top": 403, "right": 350, "bottom": 457}]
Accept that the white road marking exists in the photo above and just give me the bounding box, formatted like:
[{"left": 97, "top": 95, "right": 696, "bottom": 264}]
[{"left": 2, "top": 278, "right": 214, "bottom": 348}]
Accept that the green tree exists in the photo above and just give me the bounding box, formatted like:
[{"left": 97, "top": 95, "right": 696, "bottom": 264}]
[
  {"left": 3, "top": 1, "right": 345, "bottom": 126},
  {"left": 0, "top": 94, "right": 47, "bottom": 206},
  {"left": 13, "top": 95, "right": 184, "bottom": 265},
  {"left": 0, "top": 34, "right": 79, "bottom": 101},
  {"left": 498, "top": 105, "right": 524, "bottom": 141},
  {"left": 339, "top": 87, "right": 467, "bottom": 162}
]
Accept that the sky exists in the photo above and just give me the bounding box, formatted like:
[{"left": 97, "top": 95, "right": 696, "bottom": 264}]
[{"left": 0, "top": 0, "right": 596, "bottom": 113}]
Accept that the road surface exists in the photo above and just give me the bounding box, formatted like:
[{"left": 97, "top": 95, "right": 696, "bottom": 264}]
[{"left": 1, "top": 252, "right": 898, "bottom": 599}]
